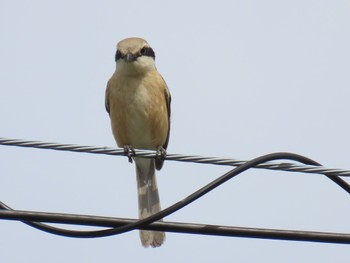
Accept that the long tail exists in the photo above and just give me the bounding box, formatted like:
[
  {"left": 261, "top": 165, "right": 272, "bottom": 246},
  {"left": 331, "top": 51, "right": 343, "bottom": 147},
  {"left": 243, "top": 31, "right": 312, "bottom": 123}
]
[{"left": 135, "top": 157, "right": 165, "bottom": 247}]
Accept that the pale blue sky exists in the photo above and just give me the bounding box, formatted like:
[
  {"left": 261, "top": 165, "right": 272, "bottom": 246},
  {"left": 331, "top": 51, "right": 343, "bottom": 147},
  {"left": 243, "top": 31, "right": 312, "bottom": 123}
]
[{"left": 1, "top": 1, "right": 350, "bottom": 262}]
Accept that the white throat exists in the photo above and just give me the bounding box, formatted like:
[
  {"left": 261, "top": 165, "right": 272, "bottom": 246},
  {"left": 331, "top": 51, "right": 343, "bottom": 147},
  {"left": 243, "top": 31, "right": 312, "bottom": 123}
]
[{"left": 116, "top": 56, "right": 156, "bottom": 76}]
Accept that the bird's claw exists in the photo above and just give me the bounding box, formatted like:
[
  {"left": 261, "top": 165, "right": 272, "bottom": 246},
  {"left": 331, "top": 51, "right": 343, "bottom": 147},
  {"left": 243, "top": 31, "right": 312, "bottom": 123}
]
[
  {"left": 123, "top": 145, "right": 135, "bottom": 163},
  {"left": 155, "top": 146, "right": 167, "bottom": 170}
]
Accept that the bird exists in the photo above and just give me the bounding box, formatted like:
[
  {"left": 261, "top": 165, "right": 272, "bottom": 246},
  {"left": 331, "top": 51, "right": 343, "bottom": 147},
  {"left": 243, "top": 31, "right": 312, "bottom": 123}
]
[{"left": 105, "top": 37, "right": 171, "bottom": 247}]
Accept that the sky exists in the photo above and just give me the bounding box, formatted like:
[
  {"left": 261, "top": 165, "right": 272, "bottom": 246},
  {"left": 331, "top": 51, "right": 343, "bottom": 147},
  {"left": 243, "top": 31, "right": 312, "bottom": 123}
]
[{"left": 1, "top": 0, "right": 350, "bottom": 262}]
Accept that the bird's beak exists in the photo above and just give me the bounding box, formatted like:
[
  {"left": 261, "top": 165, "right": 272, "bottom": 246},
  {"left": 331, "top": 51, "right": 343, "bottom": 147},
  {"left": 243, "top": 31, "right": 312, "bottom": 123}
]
[{"left": 124, "top": 52, "right": 137, "bottom": 63}]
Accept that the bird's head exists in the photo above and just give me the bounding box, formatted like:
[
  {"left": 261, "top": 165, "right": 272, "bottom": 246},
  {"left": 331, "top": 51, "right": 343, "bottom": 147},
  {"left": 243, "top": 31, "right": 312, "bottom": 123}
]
[{"left": 115, "top": 37, "right": 156, "bottom": 75}]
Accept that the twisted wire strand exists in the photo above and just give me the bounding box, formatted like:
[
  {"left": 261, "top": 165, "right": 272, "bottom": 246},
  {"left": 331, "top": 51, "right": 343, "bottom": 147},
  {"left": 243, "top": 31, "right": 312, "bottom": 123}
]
[{"left": 0, "top": 137, "right": 349, "bottom": 177}]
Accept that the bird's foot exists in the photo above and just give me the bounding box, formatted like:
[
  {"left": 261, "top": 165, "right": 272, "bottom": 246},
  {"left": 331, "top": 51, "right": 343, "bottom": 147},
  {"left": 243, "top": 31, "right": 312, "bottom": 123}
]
[
  {"left": 155, "top": 146, "right": 167, "bottom": 170},
  {"left": 123, "top": 145, "right": 135, "bottom": 163}
]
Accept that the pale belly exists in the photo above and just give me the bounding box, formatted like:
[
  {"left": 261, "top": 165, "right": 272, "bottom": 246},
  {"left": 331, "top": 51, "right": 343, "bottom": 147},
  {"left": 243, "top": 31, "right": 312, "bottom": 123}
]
[
  {"left": 110, "top": 81, "right": 168, "bottom": 150},
  {"left": 124, "top": 103, "right": 154, "bottom": 149}
]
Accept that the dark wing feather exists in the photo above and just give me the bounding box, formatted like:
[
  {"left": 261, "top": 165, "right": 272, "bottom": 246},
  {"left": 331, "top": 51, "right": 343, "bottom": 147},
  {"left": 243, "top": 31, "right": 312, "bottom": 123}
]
[
  {"left": 162, "top": 87, "right": 171, "bottom": 150},
  {"left": 105, "top": 80, "right": 111, "bottom": 115},
  {"left": 155, "top": 80, "right": 171, "bottom": 171}
]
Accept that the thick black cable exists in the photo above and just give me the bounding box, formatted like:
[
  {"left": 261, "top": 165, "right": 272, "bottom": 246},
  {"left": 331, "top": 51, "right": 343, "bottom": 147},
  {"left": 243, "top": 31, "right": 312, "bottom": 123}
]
[
  {"left": 0, "top": 201, "right": 94, "bottom": 237},
  {"left": 1, "top": 209, "right": 350, "bottom": 244},
  {"left": 2, "top": 152, "right": 349, "bottom": 238}
]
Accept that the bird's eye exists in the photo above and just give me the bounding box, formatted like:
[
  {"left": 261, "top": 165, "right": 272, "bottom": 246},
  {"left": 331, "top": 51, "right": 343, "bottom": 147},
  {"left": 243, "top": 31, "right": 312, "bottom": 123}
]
[
  {"left": 140, "top": 47, "right": 147, "bottom": 55},
  {"left": 115, "top": 50, "right": 122, "bottom": 61},
  {"left": 139, "top": 47, "right": 155, "bottom": 59}
]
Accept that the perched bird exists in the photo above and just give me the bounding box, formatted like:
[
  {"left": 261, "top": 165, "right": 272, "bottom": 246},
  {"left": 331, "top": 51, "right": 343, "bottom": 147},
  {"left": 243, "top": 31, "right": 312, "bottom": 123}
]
[{"left": 105, "top": 37, "right": 171, "bottom": 247}]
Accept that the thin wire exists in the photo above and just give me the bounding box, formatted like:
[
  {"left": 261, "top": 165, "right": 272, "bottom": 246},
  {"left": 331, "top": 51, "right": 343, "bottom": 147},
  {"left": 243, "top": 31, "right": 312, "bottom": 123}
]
[
  {"left": 1, "top": 137, "right": 350, "bottom": 177},
  {"left": 1, "top": 209, "right": 350, "bottom": 244}
]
